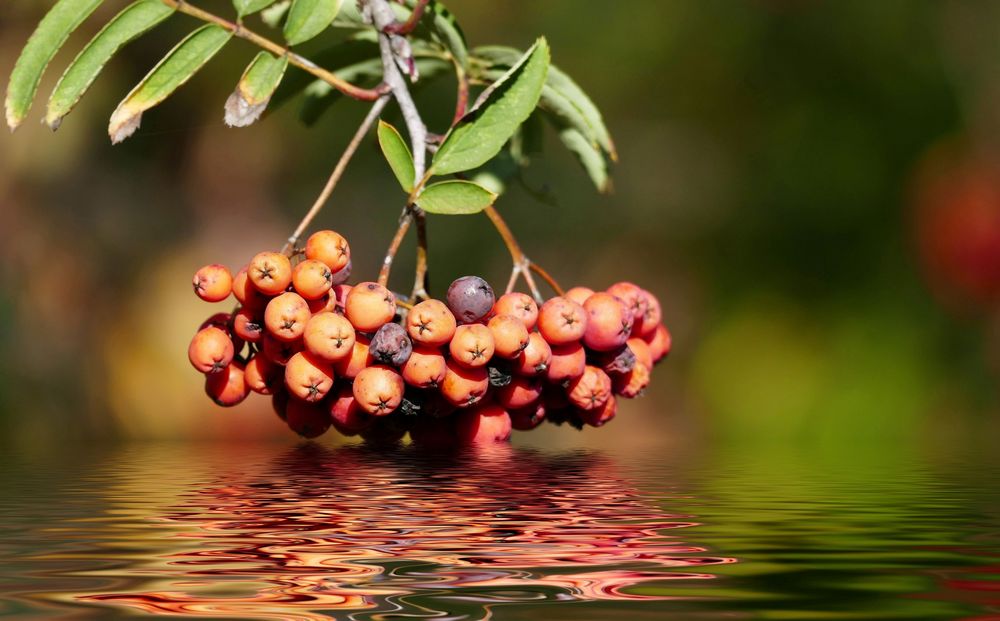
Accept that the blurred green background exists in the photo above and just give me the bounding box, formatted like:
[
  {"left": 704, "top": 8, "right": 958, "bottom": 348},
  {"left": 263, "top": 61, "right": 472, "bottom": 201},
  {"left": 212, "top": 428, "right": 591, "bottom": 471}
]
[{"left": 2, "top": 0, "right": 999, "bottom": 451}]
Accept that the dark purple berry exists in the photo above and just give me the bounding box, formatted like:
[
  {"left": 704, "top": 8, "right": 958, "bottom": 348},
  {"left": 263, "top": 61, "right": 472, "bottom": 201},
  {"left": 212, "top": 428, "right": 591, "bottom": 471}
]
[
  {"left": 370, "top": 322, "right": 413, "bottom": 366},
  {"left": 331, "top": 259, "right": 352, "bottom": 285},
  {"left": 446, "top": 275, "right": 495, "bottom": 324}
]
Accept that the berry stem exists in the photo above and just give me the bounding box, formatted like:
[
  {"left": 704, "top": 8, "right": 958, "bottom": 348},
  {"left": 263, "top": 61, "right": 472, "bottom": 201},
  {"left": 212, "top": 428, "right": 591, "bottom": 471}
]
[
  {"left": 383, "top": 0, "right": 430, "bottom": 35},
  {"left": 282, "top": 96, "right": 390, "bottom": 255},
  {"left": 483, "top": 206, "right": 544, "bottom": 303},
  {"left": 529, "top": 262, "right": 565, "bottom": 296},
  {"left": 412, "top": 213, "right": 430, "bottom": 300},
  {"left": 378, "top": 207, "right": 414, "bottom": 287},
  {"left": 451, "top": 57, "right": 469, "bottom": 125},
  {"left": 162, "top": 0, "right": 386, "bottom": 101}
]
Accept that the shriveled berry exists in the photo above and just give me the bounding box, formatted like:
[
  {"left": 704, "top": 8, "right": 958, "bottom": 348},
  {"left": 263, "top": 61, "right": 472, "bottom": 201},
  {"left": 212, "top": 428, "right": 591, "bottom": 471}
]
[
  {"left": 537, "top": 296, "right": 587, "bottom": 345},
  {"left": 189, "top": 326, "right": 235, "bottom": 374},
  {"left": 487, "top": 314, "right": 530, "bottom": 359},
  {"left": 285, "top": 399, "right": 331, "bottom": 439},
  {"left": 614, "top": 362, "right": 650, "bottom": 398},
  {"left": 627, "top": 337, "right": 653, "bottom": 370},
  {"left": 591, "top": 344, "right": 636, "bottom": 375},
  {"left": 304, "top": 312, "right": 356, "bottom": 363},
  {"left": 406, "top": 299, "right": 457, "bottom": 346},
  {"left": 449, "top": 324, "right": 495, "bottom": 368},
  {"left": 580, "top": 394, "right": 617, "bottom": 427},
  {"left": 305, "top": 230, "right": 350, "bottom": 273},
  {"left": 248, "top": 251, "right": 292, "bottom": 296},
  {"left": 284, "top": 351, "right": 335, "bottom": 402},
  {"left": 567, "top": 365, "right": 612, "bottom": 411},
  {"left": 193, "top": 264, "right": 233, "bottom": 303},
  {"left": 492, "top": 292, "right": 538, "bottom": 330},
  {"left": 446, "top": 276, "right": 495, "bottom": 324},
  {"left": 512, "top": 332, "right": 552, "bottom": 376},
  {"left": 353, "top": 365, "right": 405, "bottom": 416},
  {"left": 370, "top": 322, "right": 413, "bottom": 366},
  {"left": 205, "top": 361, "right": 248, "bottom": 407},
  {"left": 264, "top": 291, "right": 310, "bottom": 341},
  {"left": 291, "top": 259, "right": 333, "bottom": 300},
  {"left": 345, "top": 282, "right": 396, "bottom": 332}
]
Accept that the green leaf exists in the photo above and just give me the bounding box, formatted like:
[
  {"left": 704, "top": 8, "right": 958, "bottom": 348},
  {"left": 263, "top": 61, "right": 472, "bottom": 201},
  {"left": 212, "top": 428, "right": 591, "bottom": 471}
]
[
  {"left": 417, "top": 180, "right": 497, "bottom": 215},
  {"left": 233, "top": 0, "right": 277, "bottom": 18},
  {"left": 557, "top": 125, "right": 611, "bottom": 193},
  {"left": 225, "top": 51, "right": 288, "bottom": 127},
  {"left": 45, "top": 0, "right": 175, "bottom": 130},
  {"left": 108, "top": 24, "right": 232, "bottom": 144},
  {"left": 377, "top": 120, "right": 415, "bottom": 192},
  {"left": 475, "top": 45, "right": 616, "bottom": 161},
  {"left": 261, "top": 0, "right": 291, "bottom": 28},
  {"left": 5, "top": 0, "right": 105, "bottom": 130},
  {"left": 431, "top": 38, "right": 549, "bottom": 176},
  {"left": 417, "top": 1, "right": 468, "bottom": 69},
  {"left": 284, "top": 0, "right": 343, "bottom": 46}
]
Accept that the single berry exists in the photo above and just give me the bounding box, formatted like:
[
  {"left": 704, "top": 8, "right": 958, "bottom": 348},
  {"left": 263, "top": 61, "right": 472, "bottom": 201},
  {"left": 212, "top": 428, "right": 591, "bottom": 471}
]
[
  {"left": 627, "top": 337, "right": 653, "bottom": 370},
  {"left": 606, "top": 281, "right": 648, "bottom": 323},
  {"left": 645, "top": 324, "right": 671, "bottom": 362},
  {"left": 305, "top": 230, "right": 351, "bottom": 273},
  {"left": 496, "top": 376, "right": 543, "bottom": 410},
  {"left": 440, "top": 359, "right": 489, "bottom": 407},
  {"left": 260, "top": 333, "right": 303, "bottom": 366},
  {"left": 567, "top": 365, "right": 612, "bottom": 411},
  {"left": 492, "top": 292, "right": 538, "bottom": 330},
  {"left": 510, "top": 402, "right": 546, "bottom": 431},
  {"left": 537, "top": 296, "right": 588, "bottom": 345},
  {"left": 592, "top": 344, "right": 636, "bottom": 375},
  {"left": 264, "top": 291, "right": 310, "bottom": 341},
  {"left": 248, "top": 251, "right": 292, "bottom": 296},
  {"left": 579, "top": 394, "right": 617, "bottom": 427},
  {"left": 446, "top": 276, "right": 495, "bottom": 324},
  {"left": 634, "top": 289, "right": 663, "bottom": 338},
  {"left": 328, "top": 386, "right": 374, "bottom": 436},
  {"left": 304, "top": 312, "right": 356, "bottom": 363},
  {"left": 345, "top": 282, "right": 396, "bottom": 332},
  {"left": 333, "top": 334, "right": 372, "bottom": 379},
  {"left": 512, "top": 332, "right": 552, "bottom": 377},
  {"left": 291, "top": 259, "right": 333, "bottom": 300},
  {"left": 406, "top": 299, "right": 457, "bottom": 347},
  {"left": 188, "top": 326, "right": 235, "bottom": 374},
  {"left": 614, "top": 362, "right": 650, "bottom": 398},
  {"left": 284, "top": 351, "right": 335, "bottom": 402},
  {"left": 454, "top": 402, "right": 512, "bottom": 444},
  {"left": 564, "top": 286, "right": 595, "bottom": 306},
  {"left": 205, "top": 361, "right": 249, "bottom": 407},
  {"left": 232, "top": 266, "right": 268, "bottom": 311},
  {"left": 193, "top": 264, "right": 233, "bottom": 303},
  {"left": 232, "top": 307, "right": 264, "bottom": 343},
  {"left": 244, "top": 355, "right": 282, "bottom": 395},
  {"left": 449, "top": 324, "right": 495, "bottom": 368},
  {"left": 370, "top": 322, "right": 413, "bottom": 366},
  {"left": 199, "top": 312, "right": 231, "bottom": 332},
  {"left": 582, "top": 292, "right": 632, "bottom": 352},
  {"left": 545, "top": 342, "right": 587, "bottom": 384},
  {"left": 487, "top": 314, "right": 530, "bottom": 359},
  {"left": 285, "top": 399, "right": 331, "bottom": 439},
  {"left": 401, "top": 345, "right": 447, "bottom": 389},
  {"left": 353, "top": 365, "right": 405, "bottom": 416}
]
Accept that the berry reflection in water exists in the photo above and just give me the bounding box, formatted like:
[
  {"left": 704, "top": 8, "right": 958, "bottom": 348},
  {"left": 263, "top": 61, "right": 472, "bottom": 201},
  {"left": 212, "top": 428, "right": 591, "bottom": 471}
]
[
  {"left": 80, "top": 445, "right": 733, "bottom": 620},
  {"left": 189, "top": 229, "right": 673, "bottom": 443}
]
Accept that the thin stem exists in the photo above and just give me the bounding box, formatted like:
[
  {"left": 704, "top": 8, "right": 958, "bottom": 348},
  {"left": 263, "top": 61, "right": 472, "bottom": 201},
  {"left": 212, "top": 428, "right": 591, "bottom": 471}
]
[
  {"left": 484, "top": 205, "right": 543, "bottom": 302},
  {"left": 164, "top": 0, "right": 385, "bottom": 101},
  {"left": 282, "top": 97, "right": 390, "bottom": 255},
  {"left": 384, "top": 0, "right": 430, "bottom": 35},
  {"left": 378, "top": 209, "right": 414, "bottom": 286},
  {"left": 412, "top": 212, "right": 430, "bottom": 300},
  {"left": 451, "top": 57, "right": 469, "bottom": 125},
  {"left": 529, "top": 262, "right": 564, "bottom": 296}
]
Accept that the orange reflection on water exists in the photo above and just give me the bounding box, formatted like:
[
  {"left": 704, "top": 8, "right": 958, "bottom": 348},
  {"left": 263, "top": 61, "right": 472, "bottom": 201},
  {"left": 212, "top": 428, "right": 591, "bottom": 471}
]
[{"left": 82, "top": 444, "right": 734, "bottom": 620}]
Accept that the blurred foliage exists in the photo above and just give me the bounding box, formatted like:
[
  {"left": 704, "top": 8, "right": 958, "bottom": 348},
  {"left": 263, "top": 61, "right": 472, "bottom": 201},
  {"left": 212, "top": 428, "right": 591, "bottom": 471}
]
[{"left": 1, "top": 0, "right": 1000, "bottom": 448}]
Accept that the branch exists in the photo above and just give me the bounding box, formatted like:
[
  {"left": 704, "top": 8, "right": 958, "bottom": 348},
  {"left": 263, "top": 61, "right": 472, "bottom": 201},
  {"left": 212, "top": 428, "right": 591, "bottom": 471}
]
[
  {"left": 163, "top": 0, "right": 386, "bottom": 101},
  {"left": 282, "top": 96, "right": 390, "bottom": 255}
]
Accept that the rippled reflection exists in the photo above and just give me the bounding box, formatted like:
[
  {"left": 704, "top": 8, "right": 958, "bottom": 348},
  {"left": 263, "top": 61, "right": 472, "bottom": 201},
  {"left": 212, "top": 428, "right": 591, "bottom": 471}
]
[{"left": 76, "top": 444, "right": 729, "bottom": 620}]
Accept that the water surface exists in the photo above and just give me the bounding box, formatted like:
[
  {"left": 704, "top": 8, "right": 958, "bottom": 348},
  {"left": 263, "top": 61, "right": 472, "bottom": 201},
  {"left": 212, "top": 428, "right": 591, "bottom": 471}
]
[{"left": 0, "top": 440, "right": 997, "bottom": 620}]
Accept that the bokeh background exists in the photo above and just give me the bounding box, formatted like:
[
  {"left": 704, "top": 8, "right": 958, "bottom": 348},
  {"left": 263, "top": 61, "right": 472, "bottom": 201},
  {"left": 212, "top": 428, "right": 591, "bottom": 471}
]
[{"left": 2, "top": 0, "right": 1000, "bottom": 452}]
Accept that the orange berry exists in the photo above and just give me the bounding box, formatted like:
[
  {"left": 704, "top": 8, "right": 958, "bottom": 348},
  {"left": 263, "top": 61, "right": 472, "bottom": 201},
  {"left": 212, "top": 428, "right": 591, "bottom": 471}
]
[
  {"left": 454, "top": 402, "right": 512, "bottom": 444},
  {"left": 512, "top": 332, "right": 552, "bottom": 376},
  {"left": 487, "top": 314, "right": 530, "bottom": 359},
  {"left": 188, "top": 326, "right": 234, "bottom": 374},
  {"left": 545, "top": 342, "right": 586, "bottom": 384},
  {"left": 580, "top": 394, "right": 617, "bottom": 427},
  {"left": 205, "top": 361, "right": 248, "bottom": 407},
  {"left": 345, "top": 282, "right": 396, "bottom": 332},
  {"left": 304, "top": 312, "right": 356, "bottom": 363},
  {"left": 285, "top": 399, "right": 331, "bottom": 439},
  {"left": 284, "top": 351, "right": 335, "bottom": 402},
  {"left": 401, "top": 345, "right": 447, "bottom": 388},
  {"left": 635, "top": 290, "right": 662, "bottom": 338},
  {"left": 406, "top": 299, "right": 457, "bottom": 347},
  {"left": 352, "top": 365, "right": 404, "bottom": 416},
  {"left": 333, "top": 334, "right": 372, "bottom": 379},
  {"left": 606, "top": 281, "right": 647, "bottom": 323},
  {"left": 564, "top": 286, "right": 595, "bottom": 306},
  {"left": 626, "top": 337, "right": 653, "bottom": 370},
  {"left": 232, "top": 307, "right": 264, "bottom": 343},
  {"left": 193, "top": 264, "right": 232, "bottom": 303},
  {"left": 567, "top": 365, "right": 612, "bottom": 410},
  {"left": 496, "top": 376, "right": 543, "bottom": 410},
  {"left": 248, "top": 251, "right": 292, "bottom": 296},
  {"left": 449, "top": 324, "right": 495, "bottom": 368},
  {"left": 264, "top": 292, "right": 310, "bottom": 341},
  {"left": 614, "top": 362, "right": 650, "bottom": 398},
  {"left": 510, "top": 402, "right": 546, "bottom": 431},
  {"left": 307, "top": 290, "right": 337, "bottom": 314},
  {"left": 305, "top": 229, "right": 350, "bottom": 273},
  {"left": 537, "top": 296, "right": 587, "bottom": 345},
  {"left": 582, "top": 292, "right": 632, "bottom": 352},
  {"left": 440, "top": 359, "right": 489, "bottom": 407},
  {"left": 645, "top": 323, "right": 671, "bottom": 362},
  {"left": 492, "top": 292, "right": 538, "bottom": 330},
  {"left": 291, "top": 259, "right": 333, "bottom": 300},
  {"left": 244, "top": 355, "right": 281, "bottom": 395},
  {"left": 327, "top": 386, "right": 374, "bottom": 436},
  {"left": 260, "top": 333, "right": 303, "bottom": 366},
  {"left": 232, "top": 266, "right": 268, "bottom": 311}
]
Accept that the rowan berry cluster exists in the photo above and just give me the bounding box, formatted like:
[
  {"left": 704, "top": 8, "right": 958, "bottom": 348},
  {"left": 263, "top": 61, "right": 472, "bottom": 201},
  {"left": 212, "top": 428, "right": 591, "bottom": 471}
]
[{"left": 188, "top": 230, "right": 671, "bottom": 445}]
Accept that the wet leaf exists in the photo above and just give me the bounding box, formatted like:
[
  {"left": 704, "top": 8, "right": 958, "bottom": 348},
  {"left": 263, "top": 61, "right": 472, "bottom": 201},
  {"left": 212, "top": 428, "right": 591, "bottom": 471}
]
[
  {"left": 377, "top": 120, "right": 415, "bottom": 192},
  {"left": 284, "top": 0, "right": 343, "bottom": 46},
  {"left": 431, "top": 38, "right": 549, "bottom": 176},
  {"left": 417, "top": 180, "right": 496, "bottom": 215},
  {"left": 45, "top": 0, "right": 175, "bottom": 130},
  {"left": 108, "top": 24, "right": 231, "bottom": 144},
  {"left": 5, "top": 0, "right": 105, "bottom": 130}
]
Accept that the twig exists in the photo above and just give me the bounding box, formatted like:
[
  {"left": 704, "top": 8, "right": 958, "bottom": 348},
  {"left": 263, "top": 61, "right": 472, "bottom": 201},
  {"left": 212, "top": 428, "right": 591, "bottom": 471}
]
[
  {"left": 529, "top": 262, "right": 564, "bottom": 296},
  {"left": 451, "top": 57, "right": 469, "bottom": 125},
  {"left": 282, "top": 96, "right": 390, "bottom": 255},
  {"left": 163, "top": 0, "right": 385, "bottom": 101},
  {"left": 377, "top": 208, "right": 414, "bottom": 286},
  {"left": 483, "top": 205, "right": 543, "bottom": 302},
  {"left": 384, "top": 0, "right": 430, "bottom": 35},
  {"left": 412, "top": 212, "right": 429, "bottom": 300}
]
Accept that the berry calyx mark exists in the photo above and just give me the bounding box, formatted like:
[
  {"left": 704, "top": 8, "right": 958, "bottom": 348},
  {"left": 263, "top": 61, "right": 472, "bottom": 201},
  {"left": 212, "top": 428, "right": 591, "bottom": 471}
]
[
  {"left": 561, "top": 312, "right": 578, "bottom": 326},
  {"left": 470, "top": 344, "right": 487, "bottom": 360},
  {"left": 417, "top": 320, "right": 431, "bottom": 334}
]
